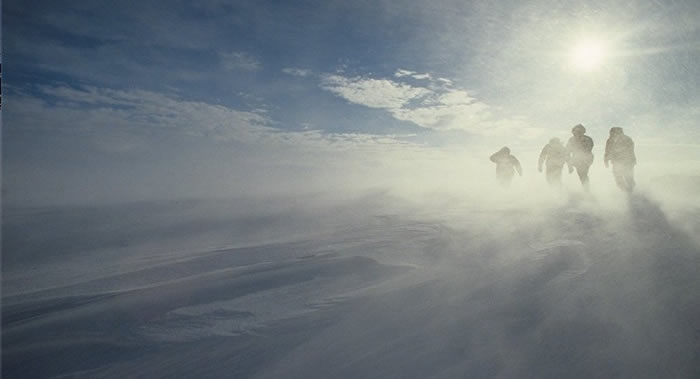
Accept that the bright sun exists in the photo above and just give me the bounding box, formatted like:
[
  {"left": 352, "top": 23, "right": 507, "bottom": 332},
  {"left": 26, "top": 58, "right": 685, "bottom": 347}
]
[{"left": 570, "top": 39, "right": 608, "bottom": 71}]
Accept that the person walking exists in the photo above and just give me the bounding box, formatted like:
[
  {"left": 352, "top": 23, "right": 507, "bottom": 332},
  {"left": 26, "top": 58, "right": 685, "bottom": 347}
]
[
  {"left": 538, "top": 138, "right": 567, "bottom": 187},
  {"left": 490, "top": 147, "right": 522, "bottom": 188},
  {"left": 604, "top": 127, "right": 636, "bottom": 192},
  {"left": 565, "top": 124, "right": 594, "bottom": 190}
]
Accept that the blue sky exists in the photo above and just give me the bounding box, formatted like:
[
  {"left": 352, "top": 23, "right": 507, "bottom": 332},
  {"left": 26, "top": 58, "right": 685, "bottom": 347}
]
[{"left": 5, "top": 0, "right": 700, "bottom": 203}]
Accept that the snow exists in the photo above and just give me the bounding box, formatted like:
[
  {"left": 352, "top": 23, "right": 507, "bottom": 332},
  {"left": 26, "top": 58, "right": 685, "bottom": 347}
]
[{"left": 2, "top": 189, "right": 700, "bottom": 378}]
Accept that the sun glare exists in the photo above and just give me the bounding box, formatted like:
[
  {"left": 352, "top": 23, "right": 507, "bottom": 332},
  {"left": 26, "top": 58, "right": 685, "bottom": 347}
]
[{"left": 570, "top": 39, "right": 608, "bottom": 71}]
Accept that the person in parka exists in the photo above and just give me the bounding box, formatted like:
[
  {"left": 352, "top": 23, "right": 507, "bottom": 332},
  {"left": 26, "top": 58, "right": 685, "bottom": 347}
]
[
  {"left": 538, "top": 137, "right": 567, "bottom": 187},
  {"left": 565, "top": 124, "right": 594, "bottom": 190},
  {"left": 604, "top": 127, "right": 636, "bottom": 192},
  {"left": 490, "top": 147, "right": 522, "bottom": 187}
]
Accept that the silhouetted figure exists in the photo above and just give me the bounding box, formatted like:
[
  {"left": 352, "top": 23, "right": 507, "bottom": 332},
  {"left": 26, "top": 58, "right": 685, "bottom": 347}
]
[
  {"left": 490, "top": 147, "right": 522, "bottom": 188},
  {"left": 538, "top": 138, "right": 566, "bottom": 187},
  {"left": 566, "top": 124, "right": 594, "bottom": 190},
  {"left": 604, "top": 127, "right": 636, "bottom": 192}
]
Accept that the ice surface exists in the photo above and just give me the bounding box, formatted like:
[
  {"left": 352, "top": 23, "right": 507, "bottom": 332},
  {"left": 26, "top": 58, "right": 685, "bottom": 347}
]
[{"left": 2, "top": 189, "right": 700, "bottom": 378}]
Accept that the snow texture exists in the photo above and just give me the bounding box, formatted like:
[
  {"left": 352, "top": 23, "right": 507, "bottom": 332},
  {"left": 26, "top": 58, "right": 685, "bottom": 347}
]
[{"left": 3, "top": 190, "right": 700, "bottom": 378}]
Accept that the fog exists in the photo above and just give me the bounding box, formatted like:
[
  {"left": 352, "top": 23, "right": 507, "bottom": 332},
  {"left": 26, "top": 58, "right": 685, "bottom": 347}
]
[
  {"left": 4, "top": 169, "right": 700, "bottom": 377},
  {"left": 5, "top": 128, "right": 699, "bottom": 207},
  {"left": 4, "top": 108, "right": 700, "bottom": 378}
]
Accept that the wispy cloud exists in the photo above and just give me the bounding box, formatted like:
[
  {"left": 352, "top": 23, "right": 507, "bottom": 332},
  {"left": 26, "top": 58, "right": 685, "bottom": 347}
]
[
  {"left": 394, "top": 69, "right": 432, "bottom": 80},
  {"left": 394, "top": 69, "right": 416, "bottom": 78},
  {"left": 9, "top": 85, "right": 419, "bottom": 153},
  {"left": 282, "top": 68, "right": 312, "bottom": 77},
  {"left": 11, "top": 85, "right": 274, "bottom": 143},
  {"left": 219, "top": 51, "right": 262, "bottom": 71}
]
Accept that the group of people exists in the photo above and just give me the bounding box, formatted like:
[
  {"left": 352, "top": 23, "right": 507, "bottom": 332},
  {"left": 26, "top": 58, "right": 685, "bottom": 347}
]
[{"left": 490, "top": 124, "right": 637, "bottom": 192}]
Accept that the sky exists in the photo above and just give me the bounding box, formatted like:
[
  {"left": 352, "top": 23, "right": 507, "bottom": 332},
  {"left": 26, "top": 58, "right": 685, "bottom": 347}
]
[{"left": 4, "top": 0, "right": 700, "bottom": 204}]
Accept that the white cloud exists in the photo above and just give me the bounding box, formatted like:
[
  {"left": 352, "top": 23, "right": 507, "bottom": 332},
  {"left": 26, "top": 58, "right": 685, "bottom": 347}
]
[
  {"left": 320, "top": 75, "right": 430, "bottom": 109},
  {"left": 389, "top": 89, "right": 499, "bottom": 131},
  {"left": 318, "top": 71, "right": 548, "bottom": 137},
  {"left": 394, "top": 69, "right": 417, "bottom": 78},
  {"left": 320, "top": 72, "right": 503, "bottom": 132},
  {"left": 282, "top": 68, "right": 312, "bottom": 77},
  {"left": 394, "top": 69, "right": 432, "bottom": 80},
  {"left": 435, "top": 90, "right": 476, "bottom": 106},
  {"left": 219, "top": 51, "right": 261, "bottom": 71},
  {"left": 391, "top": 102, "right": 489, "bottom": 131}
]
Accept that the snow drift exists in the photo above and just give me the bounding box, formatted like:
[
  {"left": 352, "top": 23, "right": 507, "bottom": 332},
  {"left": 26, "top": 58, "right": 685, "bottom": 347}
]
[{"left": 2, "top": 187, "right": 700, "bottom": 378}]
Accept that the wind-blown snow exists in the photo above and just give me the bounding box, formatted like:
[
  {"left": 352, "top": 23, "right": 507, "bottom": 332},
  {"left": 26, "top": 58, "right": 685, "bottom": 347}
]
[{"left": 2, "top": 188, "right": 700, "bottom": 378}]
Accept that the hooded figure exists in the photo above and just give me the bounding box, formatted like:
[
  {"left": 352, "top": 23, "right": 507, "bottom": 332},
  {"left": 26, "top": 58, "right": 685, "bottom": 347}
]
[
  {"left": 604, "top": 127, "right": 636, "bottom": 192},
  {"left": 490, "top": 147, "right": 522, "bottom": 187},
  {"left": 566, "top": 124, "right": 594, "bottom": 190},
  {"left": 538, "top": 138, "right": 566, "bottom": 187}
]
